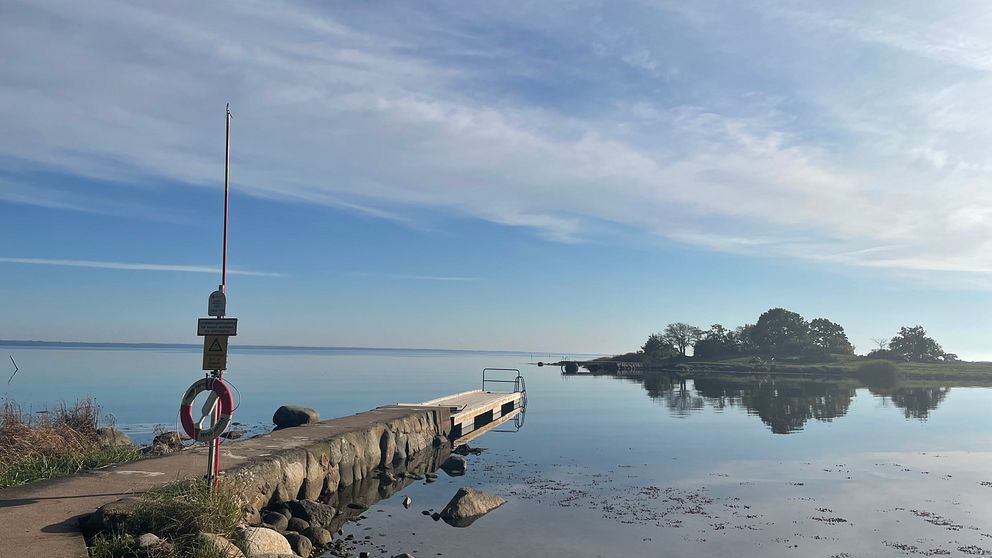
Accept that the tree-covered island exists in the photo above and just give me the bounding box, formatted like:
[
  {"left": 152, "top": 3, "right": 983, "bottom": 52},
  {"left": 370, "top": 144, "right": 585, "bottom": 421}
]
[{"left": 603, "top": 308, "right": 992, "bottom": 381}]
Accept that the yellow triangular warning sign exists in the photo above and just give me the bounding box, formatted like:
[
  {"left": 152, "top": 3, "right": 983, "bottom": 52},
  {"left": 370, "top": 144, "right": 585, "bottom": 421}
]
[{"left": 208, "top": 338, "right": 224, "bottom": 352}]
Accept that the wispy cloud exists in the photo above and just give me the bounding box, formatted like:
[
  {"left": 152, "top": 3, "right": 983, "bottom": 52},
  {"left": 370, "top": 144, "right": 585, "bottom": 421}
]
[
  {"left": 3, "top": 1, "right": 992, "bottom": 285},
  {"left": 0, "top": 257, "right": 282, "bottom": 277}
]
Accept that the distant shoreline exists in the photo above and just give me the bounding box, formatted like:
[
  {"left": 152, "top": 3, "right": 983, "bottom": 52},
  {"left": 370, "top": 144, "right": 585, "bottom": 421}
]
[{"left": 0, "top": 339, "right": 605, "bottom": 358}]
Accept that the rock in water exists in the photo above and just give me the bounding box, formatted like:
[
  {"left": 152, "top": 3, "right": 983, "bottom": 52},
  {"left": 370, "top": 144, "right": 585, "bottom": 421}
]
[
  {"left": 272, "top": 405, "right": 320, "bottom": 428},
  {"left": 439, "top": 487, "right": 506, "bottom": 527},
  {"left": 439, "top": 455, "right": 466, "bottom": 476},
  {"left": 286, "top": 500, "right": 337, "bottom": 528},
  {"left": 235, "top": 526, "right": 294, "bottom": 557},
  {"left": 453, "top": 444, "right": 486, "bottom": 455},
  {"left": 198, "top": 533, "right": 246, "bottom": 558},
  {"left": 402, "top": 496, "right": 412, "bottom": 509},
  {"left": 96, "top": 427, "right": 132, "bottom": 448}
]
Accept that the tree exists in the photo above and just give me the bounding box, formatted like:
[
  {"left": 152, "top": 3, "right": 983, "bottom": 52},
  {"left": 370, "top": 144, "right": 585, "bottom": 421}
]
[
  {"left": 870, "top": 337, "right": 890, "bottom": 350},
  {"left": 809, "top": 318, "right": 855, "bottom": 355},
  {"left": 732, "top": 324, "right": 757, "bottom": 355},
  {"left": 693, "top": 324, "right": 740, "bottom": 359},
  {"left": 641, "top": 333, "right": 676, "bottom": 361},
  {"left": 751, "top": 308, "right": 809, "bottom": 358},
  {"left": 889, "top": 326, "right": 947, "bottom": 362},
  {"left": 662, "top": 322, "right": 703, "bottom": 357}
]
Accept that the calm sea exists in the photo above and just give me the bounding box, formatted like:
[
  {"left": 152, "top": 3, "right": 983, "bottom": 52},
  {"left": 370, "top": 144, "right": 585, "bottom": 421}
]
[{"left": 4, "top": 345, "right": 992, "bottom": 557}]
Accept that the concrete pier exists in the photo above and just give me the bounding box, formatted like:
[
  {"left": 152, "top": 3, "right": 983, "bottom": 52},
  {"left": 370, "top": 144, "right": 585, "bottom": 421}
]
[{"left": 0, "top": 404, "right": 450, "bottom": 558}]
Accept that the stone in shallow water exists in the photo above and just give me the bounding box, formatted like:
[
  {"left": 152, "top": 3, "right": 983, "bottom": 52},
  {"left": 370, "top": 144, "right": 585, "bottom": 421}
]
[
  {"left": 439, "top": 487, "right": 507, "bottom": 527},
  {"left": 272, "top": 405, "right": 320, "bottom": 428},
  {"left": 439, "top": 455, "right": 466, "bottom": 476}
]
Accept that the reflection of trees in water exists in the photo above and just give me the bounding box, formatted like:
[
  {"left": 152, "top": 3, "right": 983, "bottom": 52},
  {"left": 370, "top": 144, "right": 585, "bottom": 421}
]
[
  {"left": 638, "top": 374, "right": 855, "bottom": 434},
  {"left": 641, "top": 373, "right": 705, "bottom": 416},
  {"left": 636, "top": 373, "right": 952, "bottom": 432},
  {"left": 695, "top": 377, "right": 855, "bottom": 434},
  {"left": 869, "top": 386, "right": 951, "bottom": 419}
]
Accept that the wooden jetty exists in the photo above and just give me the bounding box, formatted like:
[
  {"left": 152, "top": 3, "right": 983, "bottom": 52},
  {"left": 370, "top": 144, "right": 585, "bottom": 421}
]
[
  {"left": 454, "top": 407, "right": 523, "bottom": 445},
  {"left": 403, "top": 368, "right": 527, "bottom": 440},
  {"left": 420, "top": 389, "right": 524, "bottom": 439}
]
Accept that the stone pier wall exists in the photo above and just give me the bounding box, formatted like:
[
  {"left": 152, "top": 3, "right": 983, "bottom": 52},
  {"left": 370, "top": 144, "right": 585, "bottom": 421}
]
[{"left": 225, "top": 405, "right": 451, "bottom": 522}]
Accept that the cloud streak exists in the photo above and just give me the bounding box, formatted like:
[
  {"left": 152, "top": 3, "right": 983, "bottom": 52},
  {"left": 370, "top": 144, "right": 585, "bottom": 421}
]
[{"left": 0, "top": 257, "right": 282, "bottom": 277}]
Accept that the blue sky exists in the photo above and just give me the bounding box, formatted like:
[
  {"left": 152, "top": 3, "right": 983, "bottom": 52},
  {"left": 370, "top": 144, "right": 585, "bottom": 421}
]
[{"left": 3, "top": 1, "right": 992, "bottom": 357}]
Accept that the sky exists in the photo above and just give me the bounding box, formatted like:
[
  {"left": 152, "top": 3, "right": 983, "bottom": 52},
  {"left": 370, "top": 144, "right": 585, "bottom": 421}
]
[{"left": 3, "top": 1, "right": 992, "bottom": 358}]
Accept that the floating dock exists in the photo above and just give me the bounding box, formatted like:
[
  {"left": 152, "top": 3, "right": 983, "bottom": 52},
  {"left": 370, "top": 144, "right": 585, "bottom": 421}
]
[
  {"left": 421, "top": 389, "right": 524, "bottom": 439},
  {"left": 404, "top": 368, "right": 528, "bottom": 441}
]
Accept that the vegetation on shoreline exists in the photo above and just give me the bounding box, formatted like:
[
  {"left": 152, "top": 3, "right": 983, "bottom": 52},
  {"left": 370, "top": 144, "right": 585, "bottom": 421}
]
[
  {"left": 606, "top": 308, "right": 990, "bottom": 380},
  {"left": 89, "top": 479, "right": 245, "bottom": 558},
  {"left": 0, "top": 398, "right": 140, "bottom": 489}
]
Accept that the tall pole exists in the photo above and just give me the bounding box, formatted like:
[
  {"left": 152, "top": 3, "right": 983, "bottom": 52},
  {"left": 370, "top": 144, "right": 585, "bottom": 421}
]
[
  {"left": 208, "top": 104, "right": 232, "bottom": 495},
  {"left": 222, "top": 103, "right": 231, "bottom": 294},
  {"left": 215, "top": 104, "right": 232, "bottom": 493}
]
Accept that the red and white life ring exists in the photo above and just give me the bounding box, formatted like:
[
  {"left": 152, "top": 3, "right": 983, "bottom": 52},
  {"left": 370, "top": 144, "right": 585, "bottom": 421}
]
[{"left": 179, "top": 377, "right": 234, "bottom": 442}]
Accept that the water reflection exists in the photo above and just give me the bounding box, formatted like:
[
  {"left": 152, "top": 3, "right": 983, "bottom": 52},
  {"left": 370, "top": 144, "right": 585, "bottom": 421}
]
[
  {"left": 631, "top": 373, "right": 950, "bottom": 433},
  {"left": 870, "top": 385, "right": 951, "bottom": 420}
]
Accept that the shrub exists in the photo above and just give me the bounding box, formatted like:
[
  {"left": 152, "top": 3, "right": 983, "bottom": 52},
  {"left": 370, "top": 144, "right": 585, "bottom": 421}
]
[
  {"left": 0, "top": 398, "right": 139, "bottom": 488},
  {"left": 865, "top": 348, "right": 901, "bottom": 361}
]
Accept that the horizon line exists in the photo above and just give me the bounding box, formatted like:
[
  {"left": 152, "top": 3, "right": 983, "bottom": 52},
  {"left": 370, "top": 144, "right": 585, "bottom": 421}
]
[{"left": 0, "top": 338, "right": 604, "bottom": 358}]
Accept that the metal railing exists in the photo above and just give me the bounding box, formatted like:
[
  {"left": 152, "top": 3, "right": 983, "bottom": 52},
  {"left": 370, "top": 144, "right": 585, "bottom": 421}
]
[
  {"left": 482, "top": 367, "right": 526, "bottom": 393},
  {"left": 494, "top": 408, "right": 526, "bottom": 433}
]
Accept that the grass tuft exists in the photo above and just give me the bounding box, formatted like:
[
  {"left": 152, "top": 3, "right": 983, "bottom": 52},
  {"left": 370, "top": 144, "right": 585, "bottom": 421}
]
[
  {"left": 89, "top": 533, "right": 139, "bottom": 558},
  {"left": 122, "top": 478, "right": 246, "bottom": 557}
]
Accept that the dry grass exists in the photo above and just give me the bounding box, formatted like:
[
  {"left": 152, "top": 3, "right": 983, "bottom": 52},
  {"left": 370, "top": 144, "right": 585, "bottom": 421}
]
[
  {"left": 131, "top": 479, "right": 245, "bottom": 540},
  {"left": 0, "top": 398, "right": 139, "bottom": 488},
  {"left": 90, "top": 478, "right": 247, "bottom": 558}
]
